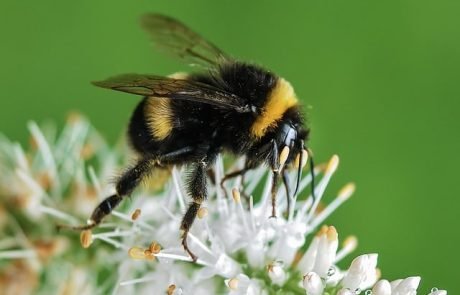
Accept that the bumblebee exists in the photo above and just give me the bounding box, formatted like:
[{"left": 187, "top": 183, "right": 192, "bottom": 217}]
[{"left": 59, "top": 14, "right": 315, "bottom": 261}]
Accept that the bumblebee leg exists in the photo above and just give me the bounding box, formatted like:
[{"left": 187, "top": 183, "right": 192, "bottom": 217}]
[
  {"left": 282, "top": 169, "right": 292, "bottom": 217},
  {"left": 220, "top": 167, "right": 248, "bottom": 197},
  {"left": 57, "top": 158, "right": 154, "bottom": 231},
  {"left": 268, "top": 140, "right": 281, "bottom": 218},
  {"left": 270, "top": 170, "right": 281, "bottom": 218},
  {"left": 180, "top": 161, "right": 207, "bottom": 262}
]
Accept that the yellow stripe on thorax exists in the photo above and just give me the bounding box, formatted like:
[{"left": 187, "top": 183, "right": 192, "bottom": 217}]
[{"left": 250, "top": 78, "right": 298, "bottom": 138}]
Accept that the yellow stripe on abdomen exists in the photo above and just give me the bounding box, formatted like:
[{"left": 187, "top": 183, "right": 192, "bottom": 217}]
[
  {"left": 144, "top": 72, "right": 189, "bottom": 141},
  {"left": 145, "top": 97, "right": 173, "bottom": 140},
  {"left": 250, "top": 78, "right": 298, "bottom": 138}
]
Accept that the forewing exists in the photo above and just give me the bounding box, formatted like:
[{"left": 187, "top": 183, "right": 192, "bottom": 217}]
[
  {"left": 140, "top": 13, "right": 231, "bottom": 68},
  {"left": 92, "top": 74, "right": 250, "bottom": 113}
]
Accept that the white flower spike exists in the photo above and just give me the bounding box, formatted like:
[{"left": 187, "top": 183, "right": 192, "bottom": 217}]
[{"left": 0, "top": 118, "right": 447, "bottom": 294}]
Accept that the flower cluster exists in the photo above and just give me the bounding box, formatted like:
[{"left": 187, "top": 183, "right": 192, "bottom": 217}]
[{"left": 0, "top": 116, "right": 447, "bottom": 295}]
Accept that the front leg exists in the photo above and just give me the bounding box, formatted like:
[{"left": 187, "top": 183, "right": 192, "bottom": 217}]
[
  {"left": 180, "top": 161, "right": 208, "bottom": 261},
  {"left": 282, "top": 169, "right": 292, "bottom": 217},
  {"left": 269, "top": 142, "right": 290, "bottom": 218},
  {"left": 220, "top": 158, "right": 255, "bottom": 203}
]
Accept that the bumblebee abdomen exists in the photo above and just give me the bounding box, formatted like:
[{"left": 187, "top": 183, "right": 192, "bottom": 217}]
[
  {"left": 128, "top": 98, "right": 155, "bottom": 154},
  {"left": 128, "top": 96, "right": 232, "bottom": 157}
]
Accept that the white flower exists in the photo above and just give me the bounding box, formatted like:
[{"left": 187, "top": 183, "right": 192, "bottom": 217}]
[
  {"left": 225, "top": 274, "right": 266, "bottom": 295},
  {"left": 0, "top": 117, "right": 448, "bottom": 294},
  {"left": 390, "top": 277, "right": 420, "bottom": 295},
  {"left": 336, "top": 288, "right": 355, "bottom": 295},
  {"left": 297, "top": 225, "right": 339, "bottom": 278},
  {"left": 428, "top": 289, "right": 448, "bottom": 295},
  {"left": 341, "top": 253, "right": 379, "bottom": 291}
]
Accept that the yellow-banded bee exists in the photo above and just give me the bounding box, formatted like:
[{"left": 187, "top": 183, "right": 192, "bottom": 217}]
[{"left": 59, "top": 14, "right": 315, "bottom": 261}]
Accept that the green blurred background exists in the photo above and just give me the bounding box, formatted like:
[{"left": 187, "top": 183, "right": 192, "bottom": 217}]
[{"left": 1, "top": 0, "right": 458, "bottom": 293}]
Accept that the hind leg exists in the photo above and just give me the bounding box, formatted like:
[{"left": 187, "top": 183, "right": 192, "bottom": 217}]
[
  {"left": 57, "top": 147, "right": 198, "bottom": 231},
  {"left": 180, "top": 161, "right": 208, "bottom": 261},
  {"left": 57, "top": 158, "right": 155, "bottom": 231}
]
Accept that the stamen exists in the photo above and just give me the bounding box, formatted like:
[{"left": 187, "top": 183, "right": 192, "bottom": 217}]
[
  {"left": 120, "top": 276, "right": 156, "bottom": 286},
  {"left": 197, "top": 207, "right": 208, "bottom": 219},
  {"left": 187, "top": 232, "right": 214, "bottom": 256},
  {"left": 338, "top": 183, "right": 355, "bottom": 200},
  {"left": 167, "top": 284, "right": 176, "bottom": 295},
  {"left": 13, "top": 144, "right": 29, "bottom": 171},
  {"left": 214, "top": 155, "right": 229, "bottom": 216},
  {"left": 171, "top": 167, "right": 186, "bottom": 211},
  {"left": 232, "top": 188, "right": 241, "bottom": 203},
  {"left": 144, "top": 249, "right": 155, "bottom": 260},
  {"left": 92, "top": 229, "right": 137, "bottom": 239},
  {"left": 310, "top": 182, "right": 354, "bottom": 229},
  {"left": 112, "top": 211, "right": 154, "bottom": 231},
  {"left": 335, "top": 236, "right": 358, "bottom": 263},
  {"left": 0, "top": 249, "right": 36, "bottom": 259},
  {"left": 153, "top": 252, "right": 212, "bottom": 266},
  {"left": 149, "top": 242, "right": 161, "bottom": 254},
  {"left": 128, "top": 246, "right": 146, "bottom": 260},
  {"left": 80, "top": 230, "right": 93, "bottom": 248},
  {"left": 227, "top": 277, "right": 239, "bottom": 290},
  {"left": 233, "top": 187, "right": 251, "bottom": 236},
  {"left": 325, "top": 154, "right": 339, "bottom": 174},
  {"left": 96, "top": 236, "right": 129, "bottom": 250},
  {"left": 38, "top": 205, "right": 79, "bottom": 223},
  {"left": 27, "top": 121, "right": 57, "bottom": 180},
  {"left": 305, "top": 155, "right": 340, "bottom": 223},
  {"left": 88, "top": 166, "right": 102, "bottom": 196},
  {"left": 245, "top": 166, "right": 266, "bottom": 195},
  {"left": 131, "top": 209, "right": 141, "bottom": 221}
]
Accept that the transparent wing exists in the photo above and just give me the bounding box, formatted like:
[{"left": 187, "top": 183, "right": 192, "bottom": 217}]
[
  {"left": 140, "top": 13, "right": 231, "bottom": 68},
  {"left": 92, "top": 74, "right": 251, "bottom": 113}
]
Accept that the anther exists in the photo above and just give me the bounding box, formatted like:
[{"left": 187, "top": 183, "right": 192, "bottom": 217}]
[
  {"left": 343, "top": 236, "right": 358, "bottom": 251},
  {"left": 131, "top": 208, "right": 141, "bottom": 221},
  {"left": 325, "top": 155, "right": 340, "bottom": 174},
  {"left": 232, "top": 188, "right": 241, "bottom": 203},
  {"left": 197, "top": 207, "right": 208, "bottom": 219},
  {"left": 80, "top": 230, "right": 93, "bottom": 248},
  {"left": 227, "top": 278, "right": 239, "bottom": 290},
  {"left": 338, "top": 183, "right": 355, "bottom": 200},
  {"left": 167, "top": 284, "right": 176, "bottom": 295},
  {"left": 144, "top": 249, "right": 155, "bottom": 260},
  {"left": 128, "top": 247, "right": 146, "bottom": 260},
  {"left": 149, "top": 242, "right": 161, "bottom": 254}
]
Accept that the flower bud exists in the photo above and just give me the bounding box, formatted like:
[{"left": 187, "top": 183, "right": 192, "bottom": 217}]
[
  {"left": 372, "top": 280, "right": 391, "bottom": 295},
  {"left": 303, "top": 272, "right": 324, "bottom": 295}
]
